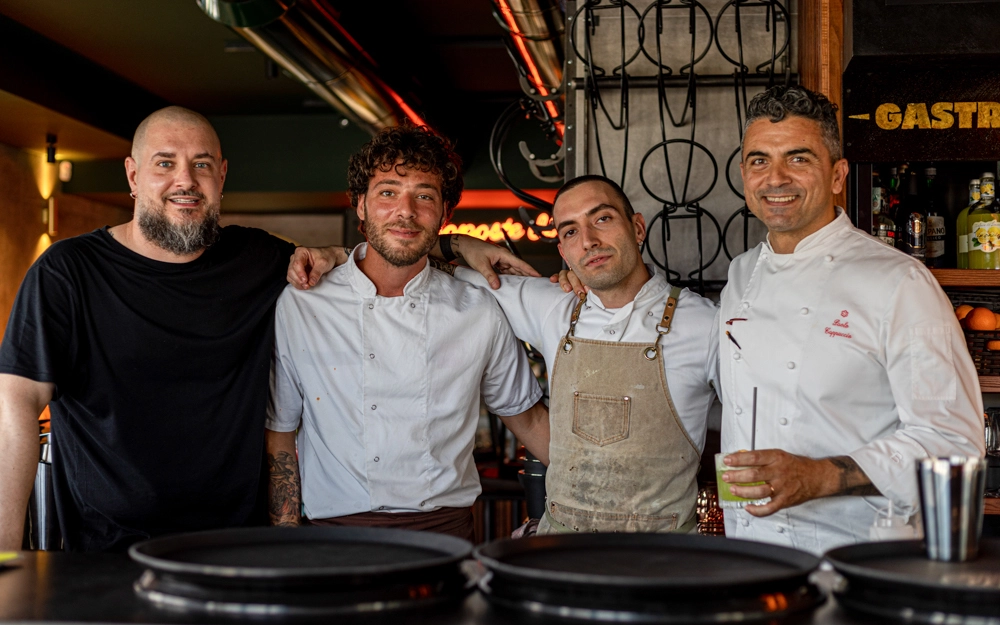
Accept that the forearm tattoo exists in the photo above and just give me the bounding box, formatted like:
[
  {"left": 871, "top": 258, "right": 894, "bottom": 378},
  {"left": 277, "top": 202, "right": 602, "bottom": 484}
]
[
  {"left": 827, "top": 456, "right": 882, "bottom": 497},
  {"left": 429, "top": 257, "right": 457, "bottom": 276},
  {"left": 267, "top": 450, "right": 302, "bottom": 526}
]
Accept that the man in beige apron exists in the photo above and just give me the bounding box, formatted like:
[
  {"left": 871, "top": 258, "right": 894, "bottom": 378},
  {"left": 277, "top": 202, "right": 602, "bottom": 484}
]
[{"left": 451, "top": 175, "right": 719, "bottom": 535}]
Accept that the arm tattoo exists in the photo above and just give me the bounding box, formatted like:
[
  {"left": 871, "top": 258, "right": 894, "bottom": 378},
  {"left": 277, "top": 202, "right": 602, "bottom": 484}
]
[
  {"left": 429, "top": 257, "right": 457, "bottom": 276},
  {"left": 827, "top": 456, "right": 882, "bottom": 496},
  {"left": 450, "top": 235, "right": 461, "bottom": 259},
  {"left": 267, "top": 450, "right": 302, "bottom": 527}
]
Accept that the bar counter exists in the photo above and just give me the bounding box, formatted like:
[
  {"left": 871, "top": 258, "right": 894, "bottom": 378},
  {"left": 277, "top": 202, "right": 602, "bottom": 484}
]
[{"left": 0, "top": 551, "right": 890, "bottom": 625}]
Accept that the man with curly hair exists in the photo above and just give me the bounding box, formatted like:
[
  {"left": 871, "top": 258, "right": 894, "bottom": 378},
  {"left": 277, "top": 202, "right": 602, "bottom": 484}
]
[
  {"left": 265, "top": 125, "right": 550, "bottom": 540},
  {"left": 716, "top": 85, "right": 984, "bottom": 553}
]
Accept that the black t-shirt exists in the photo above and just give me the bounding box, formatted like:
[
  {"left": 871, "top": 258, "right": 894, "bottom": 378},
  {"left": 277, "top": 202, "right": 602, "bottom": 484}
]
[{"left": 0, "top": 226, "right": 296, "bottom": 551}]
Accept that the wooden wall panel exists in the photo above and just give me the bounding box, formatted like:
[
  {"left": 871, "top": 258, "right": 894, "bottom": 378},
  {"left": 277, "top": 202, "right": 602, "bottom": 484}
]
[{"left": 798, "top": 0, "right": 846, "bottom": 208}]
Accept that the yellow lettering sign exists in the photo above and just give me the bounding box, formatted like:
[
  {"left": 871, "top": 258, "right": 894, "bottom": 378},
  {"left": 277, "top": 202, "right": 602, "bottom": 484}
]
[
  {"left": 930, "top": 102, "right": 954, "bottom": 129},
  {"left": 954, "top": 102, "right": 977, "bottom": 128},
  {"left": 979, "top": 102, "right": 1000, "bottom": 128},
  {"left": 875, "top": 103, "right": 901, "bottom": 129},
  {"left": 901, "top": 103, "right": 931, "bottom": 129}
]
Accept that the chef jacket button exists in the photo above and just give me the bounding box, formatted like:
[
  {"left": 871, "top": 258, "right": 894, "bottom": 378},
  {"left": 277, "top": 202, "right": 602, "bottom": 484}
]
[
  {"left": 410, "top": 303, "right": 416, "bottom": 309},
  {"left": 379, "top": 506, "right": 385, "bottom": 510},
  {"left": 648, "top": 311, "right": 654, "bottom": 317},
  {"left": 609, "top": 329, "right": 615, "bottom": 335},
  {"left": 368, "top": 303, "right": 374, "bottom": 310},
  {"left": 779, "top": 418, "right": 789, "bottom": 426},
  {"left": 420, "top": 501, "right": 426, "bottom": 507},
  {"left": 374, "top": 456, "right": 380, "bottom": 462},
  {"left": 800, "top": 307, "right": 809, "bottom": 315},
  {"left": 735, "top": 407, "right": 743, "bottom": 415},
  {"left": 741, "top": 302, "right": 750, "bottom": 309},
  {"left": 740, "top": 518, "right": 749, "bottom": 527},
  {"left": 787, "top": 361, "right": 795, "bottom": 369},
  {"left": 776, "top": 526, "right": 785, "bottom": 534},
  {"left": 733, "top": 352, "right": 741, "bottom": 361},
  {"left": 371, "top": 404, "right": 376, "bottom": 410},
  {"left": 825, "top": 255, "right": 834, "bottom": 262}
]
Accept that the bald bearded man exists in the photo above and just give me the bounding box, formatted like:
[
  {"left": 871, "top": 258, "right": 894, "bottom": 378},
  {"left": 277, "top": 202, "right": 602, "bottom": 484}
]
[{"left": 0, "top": 107, "right": 530, "bottom": 551}]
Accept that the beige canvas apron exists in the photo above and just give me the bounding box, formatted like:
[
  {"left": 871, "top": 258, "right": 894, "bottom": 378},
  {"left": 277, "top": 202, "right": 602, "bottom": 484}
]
[{"left": 538, "top": 287, "right": 699, "bottom": 534}]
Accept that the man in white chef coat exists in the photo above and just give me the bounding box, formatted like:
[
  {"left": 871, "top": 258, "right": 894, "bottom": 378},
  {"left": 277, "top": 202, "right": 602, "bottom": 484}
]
[
  {"left": 448, "top": 175, "right": 719, "bottom": 534},
  {"left": 718, "top": 85, "right": 986, "bottom": 554},
  {"left": 266, "top": 125, "right": 549, "bottom": 541}
]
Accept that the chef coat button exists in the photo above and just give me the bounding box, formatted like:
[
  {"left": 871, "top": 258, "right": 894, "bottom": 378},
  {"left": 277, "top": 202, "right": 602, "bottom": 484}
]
[
  {"left": 800, "top": 307, "right": 809, "bottom": 315},
  {"left": 735, "top": 407, "right": 743, "bottom": 415},
  {"left": 779, "top": 418, "right": 789, "bottom": 426},
  {"left": 410, "top": 303, "right": 415, "bottom": 309},
  {"left": 368, "top": 303, "right": 374, "bottom": 310},
  {"left": 740, "top": 518, "right": 750, "bottom": 527},
  {"left": 648, "top": 311, "right": 654, "bottom": 317},
  {"left": 374, "top": 456, "right": 379, "bottom": 462},
  {"left": 741, "top": 301, "right": 750, "bottom": 309},
  {"left": 371, "top": 404, "right": 376, "bottom": 410},
  {"left": 787, "top": 361, "right": 795, "bottom": 369},
  {"left": 379, "top": 506, "right": 385, "bottom": 510},
  {"left": 733, "top": 352, "right": 741, "bottom": 361},
  {"left": 609, "top": 330, "right": 615, "bottom": 335},
  {"left": 369, "top": 353, "right": 375, "bottom": 359},
  {"left": 825, "top": 255, "right": 834, "bottom": 262},
  {"left": 420, "top": 501, "right": 426, "bottom": 507},
  {"left": 776, "top": 526, "right": 785, "bottom": 534}
]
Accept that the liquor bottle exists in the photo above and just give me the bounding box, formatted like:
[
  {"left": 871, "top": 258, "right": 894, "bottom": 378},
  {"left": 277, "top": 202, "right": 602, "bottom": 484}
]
[
  {"left": 895, "top": 167, "right": 926, "bottom": 261},
  {"left": 871, "top": 169, "right": 885, "bottom": 236},
  {"left": 886, "top": 166, "right": 903, "bottom": 219},
  {"left": 968, "top": 173, "right": 999, "bottom": 269},
  {"left": 956, "top": 178, "right": 981, "bottom": 269},
  {"left": 924, "top": 168, "right": 946, "bottom": 268}
]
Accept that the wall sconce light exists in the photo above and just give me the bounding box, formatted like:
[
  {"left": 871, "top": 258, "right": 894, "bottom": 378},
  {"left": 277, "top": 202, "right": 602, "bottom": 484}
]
[
  {"left": 45, "top": 134, "right": 57, "bottom": 164},
  {"left": 58, "top": 160, "right": 73, "bottom": 183},
  {"left": 42, "top": 197, "right": 58, "bottom": 237}
]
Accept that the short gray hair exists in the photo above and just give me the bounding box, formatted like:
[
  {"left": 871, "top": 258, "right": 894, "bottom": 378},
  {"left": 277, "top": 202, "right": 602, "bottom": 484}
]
[{"left": 743, "top": 86, "right": 842, "bottom": 162}]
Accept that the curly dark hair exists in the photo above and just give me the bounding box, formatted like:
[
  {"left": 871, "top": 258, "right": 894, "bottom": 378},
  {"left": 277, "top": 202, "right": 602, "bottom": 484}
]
[
  {"left": 347, "top": 125, "right": 463, "bottom": 222},
  {"left": 744, "top": 85, "right": 842, "bottom": 162}
]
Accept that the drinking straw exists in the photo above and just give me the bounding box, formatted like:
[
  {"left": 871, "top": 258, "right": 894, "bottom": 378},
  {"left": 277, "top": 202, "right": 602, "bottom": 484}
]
[{"left": 750, "top": 387, "right": 758, "bottom": 451}]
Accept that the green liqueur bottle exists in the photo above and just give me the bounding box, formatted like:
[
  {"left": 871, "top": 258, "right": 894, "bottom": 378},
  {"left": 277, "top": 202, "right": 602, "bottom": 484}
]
[
  {"left": 957, "top": 178, "right": 981, "bottom": 269},
  {"left": 968, "top": 173, "right": 999, "bottom": 270}
]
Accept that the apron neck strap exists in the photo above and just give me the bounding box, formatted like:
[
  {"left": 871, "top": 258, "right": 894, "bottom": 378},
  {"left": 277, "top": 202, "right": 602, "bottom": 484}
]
[
  {"left": 567, "top": 292, "right": 587, "bottom": 338},
  {"left": 644, "top": 286, "right": 682, "bottom": 361}
]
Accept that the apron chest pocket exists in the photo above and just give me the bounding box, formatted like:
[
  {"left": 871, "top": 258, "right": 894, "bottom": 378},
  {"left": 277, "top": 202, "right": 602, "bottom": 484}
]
[{"left": 572, "top": 392, "right": 631, "bottom": 446}]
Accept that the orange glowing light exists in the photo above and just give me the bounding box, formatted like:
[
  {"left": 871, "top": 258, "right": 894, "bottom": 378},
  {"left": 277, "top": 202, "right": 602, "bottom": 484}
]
[
  {"left": 495, "top": 0, "right": 564, "bottom": 138},
  {"left": 440, "top": 215, "right": 557, "bottom": 243}
]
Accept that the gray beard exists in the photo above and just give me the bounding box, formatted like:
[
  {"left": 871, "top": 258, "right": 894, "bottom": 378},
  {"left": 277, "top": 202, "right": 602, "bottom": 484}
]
[{"left": 137, "top": 198, "right": 220, "bottom": 256}]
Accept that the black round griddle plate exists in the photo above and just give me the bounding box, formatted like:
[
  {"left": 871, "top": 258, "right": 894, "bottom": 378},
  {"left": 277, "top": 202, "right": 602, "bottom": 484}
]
[
  {"left": 129, "top": 527, "right": 472, "bottom": 617},
  {"left": 475, "top": 533, "right": 824, "bottom": 622},
  {"left": 826, "top": 538, "right": 1000, "bottom": 623}
]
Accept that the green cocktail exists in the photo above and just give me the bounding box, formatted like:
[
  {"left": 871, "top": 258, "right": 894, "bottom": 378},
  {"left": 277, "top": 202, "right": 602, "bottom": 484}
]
[{"left": 715, "top": 453, "right": 772, "bottom": 510}]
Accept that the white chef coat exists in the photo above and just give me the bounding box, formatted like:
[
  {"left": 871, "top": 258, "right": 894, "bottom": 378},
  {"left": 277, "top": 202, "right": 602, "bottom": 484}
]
[
  {"left": 454, "top": 265, "right": 719, "bottom": 451},
  {"left": 267, "top": 244, "right": 543, "bottom": 519},
  {"left": 718, "top": 209, "right": 985, "bottom": 555}
]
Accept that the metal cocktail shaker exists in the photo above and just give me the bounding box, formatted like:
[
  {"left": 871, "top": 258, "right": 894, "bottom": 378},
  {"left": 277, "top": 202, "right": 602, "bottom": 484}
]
[{"left": 917, "top": 456, "right": 987, "bottom": 561}]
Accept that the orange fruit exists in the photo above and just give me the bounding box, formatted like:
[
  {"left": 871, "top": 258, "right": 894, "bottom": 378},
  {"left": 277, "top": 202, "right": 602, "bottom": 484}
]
[
  {"left": 988, "top": 340, "right": 1000, "bottom": 351},
  {"left": 994, "top": 312, "right": 1000, "bottom": 330},
  {"left": 966, "top": 307, "right": 997, "bottom": 331},
  {"left": 956, "top": 304, "right": 974, "bottom": 320}
]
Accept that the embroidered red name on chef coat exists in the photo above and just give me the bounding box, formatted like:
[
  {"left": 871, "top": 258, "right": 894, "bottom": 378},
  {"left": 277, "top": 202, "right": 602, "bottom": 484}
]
[{"left": 826, "top": 310, "right": 852, "bottom": 339}]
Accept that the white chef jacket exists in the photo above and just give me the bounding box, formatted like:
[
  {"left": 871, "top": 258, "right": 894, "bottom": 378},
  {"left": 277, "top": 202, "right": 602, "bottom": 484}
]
[
  {"left": 267, "top": 244, "right": 542, "bottom": 519},
  {"left": 718, "top": 209, "right": 985, "bottom": 555},
  {"left": 454, "top": 265, "right": 719, "bottom": 451}
]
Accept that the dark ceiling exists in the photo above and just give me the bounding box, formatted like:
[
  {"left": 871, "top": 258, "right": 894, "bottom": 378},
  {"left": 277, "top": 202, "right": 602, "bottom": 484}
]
[{"left": 0, "top": 0, "right": 523, "bottom": 152}]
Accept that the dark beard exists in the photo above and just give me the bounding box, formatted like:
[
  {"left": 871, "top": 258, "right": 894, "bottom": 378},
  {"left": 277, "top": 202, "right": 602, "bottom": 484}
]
[
  {"left": 364, "top": 210, "right": 438, "bottom": 268},
  {"left": 137, "top": 198, "right": 220, "bottom": 256}
]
